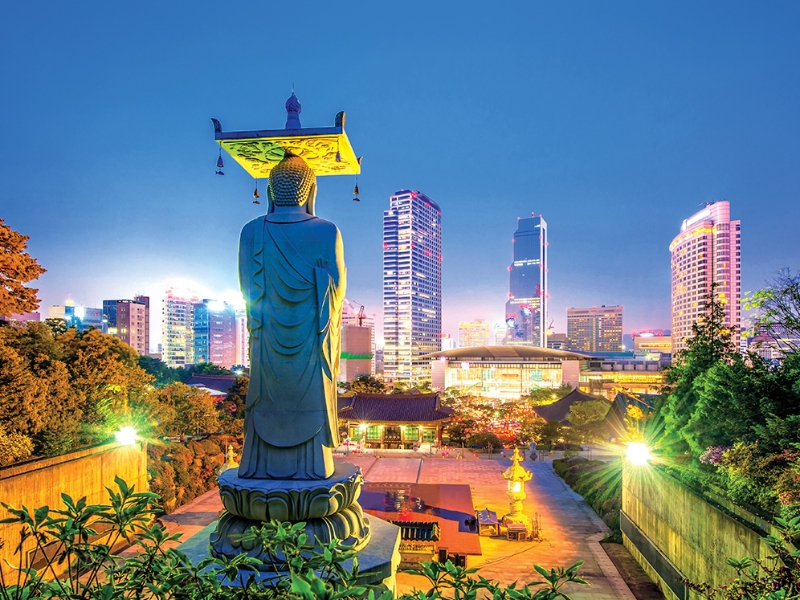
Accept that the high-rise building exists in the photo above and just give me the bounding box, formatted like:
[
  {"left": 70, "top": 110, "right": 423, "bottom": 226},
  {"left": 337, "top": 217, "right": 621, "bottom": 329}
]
[
  {"left": 505, "top": 215, "right": 548, "bottom": 347},
  {"left": 567, "top": 306, "right": 623, "bottom": 352},
  {"left": 670, "top": 201, "right": 741, "bottom": 354},
  {"left": 49, "top": 303, "right": 106, "bottom": 332},
  {"left": 382, "top": 190, "right": 442, "bottom": 385},
  {"left": 103, "top": 295, "right": 149, "bottom": 355},
  {"left": 458, "top": 319, "right": 491, "bottom": 348},
  {"left": 162, "top": 287, "right": 199, "bottom": 368},
  {"left": 193, "top": 299, "right": 236, "bottom": 369},
  {"left": 234, "top": 309, "right": 249, "bottom": 368}
]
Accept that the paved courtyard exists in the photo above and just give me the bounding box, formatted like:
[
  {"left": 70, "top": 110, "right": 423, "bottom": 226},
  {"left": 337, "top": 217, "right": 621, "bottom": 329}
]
[
  {"left": 156, "top": 455, "right": 637, "bottom": 599},
  {"left": 357, "top": 457, "right": 634, "bottom": 599}
]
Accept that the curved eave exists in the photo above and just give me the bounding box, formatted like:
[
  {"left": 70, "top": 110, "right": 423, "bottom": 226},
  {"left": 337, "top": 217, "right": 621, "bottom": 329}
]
[{"left": 420, "top": 345, "right": 590, "bottom": 361}]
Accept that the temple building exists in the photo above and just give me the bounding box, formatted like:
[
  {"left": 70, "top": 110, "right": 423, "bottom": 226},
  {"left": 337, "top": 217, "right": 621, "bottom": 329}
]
[{"left": 338, "top": 392, "right": 453, "bottom": 449}]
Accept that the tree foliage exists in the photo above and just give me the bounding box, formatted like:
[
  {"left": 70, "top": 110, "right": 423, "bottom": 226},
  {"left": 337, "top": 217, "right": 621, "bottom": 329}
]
[
  {"left": 658, "top": 285, "right": 736, "bottom": 454},
  {"left": 525, "top": 384, "right": 573, "bottom": 406},
  {"left": 346, "top": 375, "right": 386, "bottom": 394},
  {"left": 744, "top": 268, "right": 800, "bottom": 353},
  {"left": 0, "top": 219, "right": 46, "bottom": 318},
  {"left": 567, "top": 400, "right": 610, "bottom": 427}
]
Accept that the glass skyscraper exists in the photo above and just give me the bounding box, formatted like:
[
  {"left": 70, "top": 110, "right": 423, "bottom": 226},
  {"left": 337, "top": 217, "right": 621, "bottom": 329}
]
[
  {"left": 505, "top": 215, "right": 548, "bottom": 347},
  {"left": 382, "top": 190, "right": 442, "bottom": 386}
]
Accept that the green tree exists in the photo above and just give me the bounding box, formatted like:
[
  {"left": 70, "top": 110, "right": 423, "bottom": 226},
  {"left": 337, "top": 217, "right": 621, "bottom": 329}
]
[
  {"left": 0, "top": 219, "right": 46, "bottom": 318},
  {"left": 658, "top": 285, "right": 736, "bottom": 453},
  {"left": 156, "top": 383, "right": 220, "bottom": 437},
  {"left": 537, "top": 420, "right": 564, "bottom": 447},
  {"left": 43, "top": 317, "right": 69, "bottom": 336},
  {"left": 348, "top": 374, "right": 386, "bottom": 394},
  {"left": 138, "top": 355, "right": 184, "bottom": 386},
  {"left": 744, "top": 268, "right": 800, "bottom": 353},
  {"left": 187, "top": 362, "right": 233, "bottom": 377},
  {"left": 525, "top": 383, "right": 573, "bottom": 406},
  {"left": 567, "top": 400, "right": 611, "bottom": 426}
]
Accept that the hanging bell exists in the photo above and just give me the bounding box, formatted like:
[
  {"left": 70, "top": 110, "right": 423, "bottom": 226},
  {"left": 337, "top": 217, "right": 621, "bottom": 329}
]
[
  {"left": 217, "top": 155, "right": 224, "bottom": 169},
  {"left": 253, "top": 186, "right": 260, "bottom": 200},
  {"left": 353, "top": 184, "right": 360, "bottom": 195}
]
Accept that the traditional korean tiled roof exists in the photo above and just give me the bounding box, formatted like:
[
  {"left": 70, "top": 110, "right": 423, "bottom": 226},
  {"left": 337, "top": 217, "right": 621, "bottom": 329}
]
[
  {"left": 532, "top": 388, "right": 609, "bottom": 423},
  {"left": 338, "top": 392, "right": 453, "bottom": 423},
  {"left": 184, "top": 374, "right": 236, "bottom": 394}
]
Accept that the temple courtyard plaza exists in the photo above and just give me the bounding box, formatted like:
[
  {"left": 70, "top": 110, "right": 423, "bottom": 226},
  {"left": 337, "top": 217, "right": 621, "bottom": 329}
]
[{"left": 152, "top": 454, "right": 657, "bottom": 600}]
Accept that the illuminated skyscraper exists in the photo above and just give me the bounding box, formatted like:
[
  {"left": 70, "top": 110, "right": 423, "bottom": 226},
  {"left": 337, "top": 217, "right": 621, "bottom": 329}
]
[
  {"left": 383, "top": 190, "right": 442, "bottom": 385},
  {"left": 103, "top": 295, "right": 149, "bottom": 355},
  {"left": 567, "top": 305, "right": 623, "bottom": 352},
  {"left": 505, "top": 215, "right": 548, "bottom": 346},
  {"left": 162, "top": 287, "right": 199, "bottom": 368},
  {"left": 670, "top": 201, "right": 741, "bottom": 354},
  {"left": 193, "top": 299, "right": 236, "bottom": 369}
]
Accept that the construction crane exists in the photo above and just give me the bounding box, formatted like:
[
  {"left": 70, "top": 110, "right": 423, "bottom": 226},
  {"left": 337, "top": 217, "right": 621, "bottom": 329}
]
[{"left": 344, "top": 298, "right": 367, "bottom": 327}]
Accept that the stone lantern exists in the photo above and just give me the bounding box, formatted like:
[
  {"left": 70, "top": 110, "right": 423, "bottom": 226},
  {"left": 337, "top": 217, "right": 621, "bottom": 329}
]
[{"left": 501, "top": 447, "right": 532, "bottom": 529}]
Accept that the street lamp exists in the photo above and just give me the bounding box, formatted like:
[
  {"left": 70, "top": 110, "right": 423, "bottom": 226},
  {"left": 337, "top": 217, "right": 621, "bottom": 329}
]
[
  {"left": 115, "top": 426, "right": 138, "bottom": 446},
  {"left": 626, "top": 442, "right": 651, "bottom": 466}
]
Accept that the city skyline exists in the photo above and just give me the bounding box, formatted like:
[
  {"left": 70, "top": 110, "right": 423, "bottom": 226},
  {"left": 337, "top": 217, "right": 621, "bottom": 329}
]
[{"left": 3, "top": 3, "right": 799, "bottom": 346}]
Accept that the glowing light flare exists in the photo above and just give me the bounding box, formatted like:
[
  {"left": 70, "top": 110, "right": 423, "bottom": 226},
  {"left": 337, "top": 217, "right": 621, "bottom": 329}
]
[
  {"left": 115, "top": 426, "right": 138, "bottom": 446},
  {"left": 626, "top": 442, "right": 651, "bottom": 466}
]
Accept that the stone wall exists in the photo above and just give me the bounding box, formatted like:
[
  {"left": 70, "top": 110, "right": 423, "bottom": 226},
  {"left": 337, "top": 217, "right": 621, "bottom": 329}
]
[
  {"left": 621, "top": 463, "right": 783, "bottom": 600},
  {"left": 0, "top": 442, "right": 148, "bottom": 579}
]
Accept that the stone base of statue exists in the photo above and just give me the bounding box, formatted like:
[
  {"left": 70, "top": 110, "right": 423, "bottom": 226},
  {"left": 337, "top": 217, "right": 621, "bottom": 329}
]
[
  {"left": 210, "top": 462, "right": 372, "bottom": 562},
  {"left": 178, "top": 461, "right": 400, "bottom": 594}
]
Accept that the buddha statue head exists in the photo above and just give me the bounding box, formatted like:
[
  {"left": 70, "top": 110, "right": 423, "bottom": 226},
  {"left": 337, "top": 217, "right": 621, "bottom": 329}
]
[{"left": 267, "top": 151, "right": 316, "bottom": 215}]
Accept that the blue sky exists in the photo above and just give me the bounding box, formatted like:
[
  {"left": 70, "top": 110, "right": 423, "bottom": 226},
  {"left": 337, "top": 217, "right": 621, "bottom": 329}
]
[{"left": 2, "top": 1, "right": 799, "bottom": 348}]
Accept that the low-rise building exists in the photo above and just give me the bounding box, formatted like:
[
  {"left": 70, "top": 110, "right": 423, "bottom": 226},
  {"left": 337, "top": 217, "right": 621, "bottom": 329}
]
[{"left": 424, "top": 346, "right": 586, "bottom": 400}]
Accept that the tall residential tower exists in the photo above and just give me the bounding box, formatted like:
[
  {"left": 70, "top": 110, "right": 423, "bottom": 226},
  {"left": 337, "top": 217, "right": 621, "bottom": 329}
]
[
  {"left": 670, "top": 201, "right": 741, "bottom": 354},
  {"left": 505, "top": 215, "right": 548, "bottom": 347},
  {"left": 382, "top": 190, "right": 442, "bottom": 385}
]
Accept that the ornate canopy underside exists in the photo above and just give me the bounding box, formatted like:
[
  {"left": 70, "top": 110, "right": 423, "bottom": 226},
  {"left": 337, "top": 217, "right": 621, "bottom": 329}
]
[{"left": 217, "top": 127, "right": 360, "bottom": 178}]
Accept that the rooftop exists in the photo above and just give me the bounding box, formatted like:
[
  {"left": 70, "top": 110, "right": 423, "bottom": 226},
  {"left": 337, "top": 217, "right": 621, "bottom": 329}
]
[
  {"left": 421, "top": 345, "right": 588, "bottom": 361},
  {"left": 338, "top": 392, "right": 453, "bottom": 423}
]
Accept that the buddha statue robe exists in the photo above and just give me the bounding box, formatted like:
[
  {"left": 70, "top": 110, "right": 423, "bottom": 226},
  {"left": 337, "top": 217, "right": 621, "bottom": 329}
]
[{"left": 238, "top": 208, "right": 345, "bottom": 479}]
